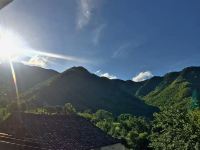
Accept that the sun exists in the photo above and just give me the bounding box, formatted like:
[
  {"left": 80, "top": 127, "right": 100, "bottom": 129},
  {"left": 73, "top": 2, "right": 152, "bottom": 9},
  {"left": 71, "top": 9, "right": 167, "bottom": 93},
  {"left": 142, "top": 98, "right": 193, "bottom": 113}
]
[
  {"left": 0, "top": 39, "right": 21, "bottom": 59},
  {"left": 0, "top": 26, "right": 84, "bottom": 65},
  {"left": 0, "top": 27, "right": 27, "bottom": 60}
]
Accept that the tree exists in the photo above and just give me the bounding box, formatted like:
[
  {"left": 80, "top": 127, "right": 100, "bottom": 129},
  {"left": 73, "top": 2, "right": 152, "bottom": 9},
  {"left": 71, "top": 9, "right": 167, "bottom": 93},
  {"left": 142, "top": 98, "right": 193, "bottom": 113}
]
[
  {"left": 80, "top": 109, "right": 151, "bottom": 149},
  {"left": 96, "top": 120, "right": 113, "bottom": 133},
  {"left": 94, "top": 109, "right": 113, "bottom": 122},
  {"left": 150, "top": 106, "right": 200, "bottom": 150},
  {"left": 63, "top": 103, "right": 76, "bottom": 114},
  {"left": 117, "top": 114, "right": 150, "bottom": 149}
]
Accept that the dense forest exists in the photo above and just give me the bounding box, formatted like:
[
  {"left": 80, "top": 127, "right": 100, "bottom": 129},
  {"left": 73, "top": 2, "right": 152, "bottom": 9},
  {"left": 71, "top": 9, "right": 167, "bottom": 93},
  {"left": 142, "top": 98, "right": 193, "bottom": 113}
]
[{"left": 0, "top": 100, "right": 199, "bottom": 150}]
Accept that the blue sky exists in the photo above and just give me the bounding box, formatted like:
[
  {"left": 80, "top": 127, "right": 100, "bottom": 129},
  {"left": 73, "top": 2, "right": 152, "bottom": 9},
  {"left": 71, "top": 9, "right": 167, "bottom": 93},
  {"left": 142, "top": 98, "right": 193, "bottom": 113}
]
[{"left": 0, "top": 0, "right": 200, "bottom": 81}]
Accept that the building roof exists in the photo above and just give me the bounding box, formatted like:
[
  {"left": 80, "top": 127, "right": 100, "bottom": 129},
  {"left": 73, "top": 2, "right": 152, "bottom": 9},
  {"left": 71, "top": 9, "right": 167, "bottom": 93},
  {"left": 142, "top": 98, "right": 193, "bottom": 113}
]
[
  {"left": 0, "top": 0, "right": 13, "bottom": 9},
  {"left": 0, "top": 113, "right": 121, "bottom": 150}
]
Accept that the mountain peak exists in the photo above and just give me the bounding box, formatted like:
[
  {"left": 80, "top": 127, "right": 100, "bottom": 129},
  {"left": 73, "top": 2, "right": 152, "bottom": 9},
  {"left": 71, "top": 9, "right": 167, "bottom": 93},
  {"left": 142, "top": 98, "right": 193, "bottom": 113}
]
[
  {"left": 62, "top": 66, "right": 90, "bottom": 76},
  {"left": 182, "top": 66, "right": 200, "bottom": 73}
]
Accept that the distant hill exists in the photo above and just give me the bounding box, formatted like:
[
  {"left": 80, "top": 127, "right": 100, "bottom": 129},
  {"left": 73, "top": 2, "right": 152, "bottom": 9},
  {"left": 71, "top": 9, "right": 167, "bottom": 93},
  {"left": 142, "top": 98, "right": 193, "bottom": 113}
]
[
  {"left": 0, "top": 63, "right": 58, "bottom": 103},
  {"left": 22, "top": 66, "right": 157, "bottom": 117},
  {"left": 1, "top": 63, "right": 199, "bottom": 117},
  {"left": 140, "top": 67, "right": 200, "bottom": 108}
]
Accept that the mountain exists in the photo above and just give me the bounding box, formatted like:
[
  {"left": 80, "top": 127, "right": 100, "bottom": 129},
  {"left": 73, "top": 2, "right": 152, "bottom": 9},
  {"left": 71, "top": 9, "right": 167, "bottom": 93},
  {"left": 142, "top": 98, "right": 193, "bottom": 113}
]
[
  {"left": 0, "top": 63, "right": 59, "bottom": 104},
  {"left": 1, "top": 63, "right": 199, "bottom": 117},
  {"left": 136, "top": 67, "right": 200, "bottom": 108},
  {"left": 22, "top": 66, "right": 157, "bottom": 117}
]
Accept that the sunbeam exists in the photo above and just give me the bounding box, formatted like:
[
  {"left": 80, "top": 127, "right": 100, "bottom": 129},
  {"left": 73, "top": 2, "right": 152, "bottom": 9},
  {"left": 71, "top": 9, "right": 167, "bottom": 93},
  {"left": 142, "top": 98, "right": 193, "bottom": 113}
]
[
  {"left": 9, "top": 59, "right": 19, "bottom": 101},
  {"left": 0, "top": 26, "right": 87, "bottom": 64},
  {"left": 0, "top": 25, "right": 87, "bottom": 101},
  {"left": 28, "top": 49, "right": 88, "bottom": 63},
  {"left": 0, "top": 26, "right": 27, "bottom": 60}
]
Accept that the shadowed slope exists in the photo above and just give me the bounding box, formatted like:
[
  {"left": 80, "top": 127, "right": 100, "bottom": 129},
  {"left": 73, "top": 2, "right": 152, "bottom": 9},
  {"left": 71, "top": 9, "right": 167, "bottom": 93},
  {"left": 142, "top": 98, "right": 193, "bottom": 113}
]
[
  {"left": 23, "top": 66, "right": 158, "bottom": 117},
  {"left": 0, "top": 63, "right": 59, "bottom": 104}
]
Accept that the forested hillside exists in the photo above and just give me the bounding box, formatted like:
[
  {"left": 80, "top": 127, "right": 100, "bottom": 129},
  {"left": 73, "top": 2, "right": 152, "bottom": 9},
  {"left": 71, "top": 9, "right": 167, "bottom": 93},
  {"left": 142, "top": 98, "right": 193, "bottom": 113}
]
[
  {"left": 0, "top": 63, "right": 200, "bottom": 117},
  {"left": 0, "top": 63, "right": 58, "bottom": 106},
  {"left": 22, "top": 65, "right": 200, "bottom": 115},
  {"left": 0, "top": 63, "right": 199, "bottom": 149},
  {"left": 138, "top": 67, "right": 200, "bottom": 108},
  {"left": 22, "top": 66, "right": 157, "bottom": 117}
]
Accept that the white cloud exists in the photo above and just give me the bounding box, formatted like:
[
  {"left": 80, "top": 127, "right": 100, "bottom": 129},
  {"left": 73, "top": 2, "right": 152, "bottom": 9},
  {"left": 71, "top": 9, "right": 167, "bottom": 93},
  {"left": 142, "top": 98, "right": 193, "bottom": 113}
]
[
  {"left": 23, "top": 55, "right": 49, "bottom": 68},
  {"left": 95, "top": 70, "right": 117, "bottom": 79},
  {"left": 77, "top": 0, "right": 94, "bottom": 29},
  {"left": 132, "top": 71, "right": 153, "bottom": 82},
  {"left": 93, "top": 24, "right": 106, "bottom": 45},
  {"left": 101, "top": 73, "right": 117, "bottom": 79}
]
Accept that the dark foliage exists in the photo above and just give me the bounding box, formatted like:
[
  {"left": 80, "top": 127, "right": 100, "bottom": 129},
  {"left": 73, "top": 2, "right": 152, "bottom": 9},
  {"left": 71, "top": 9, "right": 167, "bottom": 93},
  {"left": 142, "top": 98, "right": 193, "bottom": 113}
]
[{"left": 22, "top": 66, "right": 157, "bottom": 117}]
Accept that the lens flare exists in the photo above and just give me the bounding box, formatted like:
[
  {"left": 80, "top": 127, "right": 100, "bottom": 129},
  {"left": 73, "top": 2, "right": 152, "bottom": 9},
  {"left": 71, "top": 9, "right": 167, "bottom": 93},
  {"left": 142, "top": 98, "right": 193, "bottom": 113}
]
[
  {"left": 0, "top": 26, "right": 87, "bottom": 64},
  {"left": 28, "top": 49, "right": 87, "bottom": 63},
  {"left": 0, "top": 25, "right": 87, "bottom": 101},
  {"left": 0, "top": 26, "right": 27, "bottom": 60},
  {"left": 9, "top": 59, "right": 19, "bottom": 101}
]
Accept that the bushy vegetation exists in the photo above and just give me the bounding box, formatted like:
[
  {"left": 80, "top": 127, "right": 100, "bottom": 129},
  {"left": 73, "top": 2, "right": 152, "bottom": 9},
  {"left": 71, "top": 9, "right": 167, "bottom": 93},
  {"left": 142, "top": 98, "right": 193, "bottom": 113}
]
[
  {"left": 144, "top": 80, "right": 192, "bottom": 107},
  {"left": 79, "top": 106, "right": 200, "bottom": 150},
  {"left": 150, "top": 106, "right": 200, "bottom": 149},
  {"left": 79, "top": 110, "right": 151, "bottom": 149},
  {"left": 0, "top": 99, "right": 199, "bottom": 150}
]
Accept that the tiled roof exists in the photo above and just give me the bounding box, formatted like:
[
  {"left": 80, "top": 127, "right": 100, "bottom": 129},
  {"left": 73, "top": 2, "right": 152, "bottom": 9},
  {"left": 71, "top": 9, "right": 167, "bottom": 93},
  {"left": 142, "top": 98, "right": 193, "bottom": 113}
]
[{"left": 0, "top": 113, "right": 120, "bottom": 150}]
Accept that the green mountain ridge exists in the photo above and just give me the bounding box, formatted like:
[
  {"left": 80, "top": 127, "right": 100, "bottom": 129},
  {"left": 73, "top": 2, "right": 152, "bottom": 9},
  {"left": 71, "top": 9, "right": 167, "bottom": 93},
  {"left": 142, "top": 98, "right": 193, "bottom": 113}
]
[
  {"left": 0, "top": 63, "right": 199, "bottom": 117},
  {"left": 0, "top": 63, "right": 58, "bottom": 105},
  {"left": 139, "top": 67, "right": 200, "bottom": 108},
  {"left": 22, "top": 66, "right": 157, "bottom": 117}
]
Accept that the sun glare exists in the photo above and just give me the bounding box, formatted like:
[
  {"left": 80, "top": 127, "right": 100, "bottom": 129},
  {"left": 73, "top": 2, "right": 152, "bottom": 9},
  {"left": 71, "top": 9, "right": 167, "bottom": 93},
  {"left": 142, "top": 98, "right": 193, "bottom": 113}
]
[
  {"left": 0, "top": 26, "right": 85, "bottom": 66},
  {"left": 0, "top": 27, "right": 27, "bottom": 60},
  {"left": 0, "top": 26, "right": 84, "bottom": 103}
]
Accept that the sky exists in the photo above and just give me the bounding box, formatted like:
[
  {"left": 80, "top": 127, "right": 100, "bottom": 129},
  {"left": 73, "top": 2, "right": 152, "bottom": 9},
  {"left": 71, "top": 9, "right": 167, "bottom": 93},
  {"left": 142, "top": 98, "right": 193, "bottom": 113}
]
[{"left": 0, "top": 0, "right": 200, "bottom": 81}]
